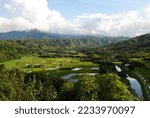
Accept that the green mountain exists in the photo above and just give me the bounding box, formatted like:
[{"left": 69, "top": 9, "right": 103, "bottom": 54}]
[
  {"left": 0, "top": 38, "right": 98, "bottom": 62},
  {"left": 108, "top": 33, "right": 150, "bottom": 53}
]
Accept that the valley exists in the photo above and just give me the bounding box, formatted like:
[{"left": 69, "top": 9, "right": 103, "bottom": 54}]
[{"left": 0, "top": 31, "right": 150, "bottom": 101}]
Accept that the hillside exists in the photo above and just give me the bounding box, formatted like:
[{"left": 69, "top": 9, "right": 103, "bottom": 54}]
[
  {"left": 0, "top": 38, "right": 100, "bottom": 62},
  {"left": 108, "top": 33, "right": 150, "bottom": 53}
]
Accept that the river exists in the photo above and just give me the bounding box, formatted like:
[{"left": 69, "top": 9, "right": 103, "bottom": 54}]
[
  {"left": 126, "top": 75, "right": 143, "bottom": 98},
  {"left": 115, "top": 65, "right": 143, "bottom": 98}
]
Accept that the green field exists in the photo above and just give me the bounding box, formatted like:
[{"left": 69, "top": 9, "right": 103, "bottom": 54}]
[
  {"left": 1, "top": 57, "right": 99, "bottom": 80},
  {"left": 1, "top": 57, "right": 97, "bottom": 69}
]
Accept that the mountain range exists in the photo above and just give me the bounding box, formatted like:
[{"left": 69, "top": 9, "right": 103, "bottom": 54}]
[
  {"left": 0, "top": 29, "right": 129, "bottom": 46},
  {"left": 0, "top": 30, "right": 149, "bottom": 62},
  {"left": 0, "top": 29, "right": 61, "bottom": 39},
  {"left": 0, "top": 29, "right": 149, "bottom": 51}
]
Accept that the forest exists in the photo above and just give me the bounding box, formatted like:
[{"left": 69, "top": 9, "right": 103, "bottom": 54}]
[{"left": 0, "top": 33, "right": 150, "bottom": 101}]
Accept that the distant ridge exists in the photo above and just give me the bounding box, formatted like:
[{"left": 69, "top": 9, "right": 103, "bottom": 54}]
[
  {"left": 0, "top": 29, "right": 129, "bottom": 46},
  {"left": 108, "top": 33, "right": 150, "bottom": 53},
  {"left": 0, "top": 29, "right": 61, "bottom": 40}
]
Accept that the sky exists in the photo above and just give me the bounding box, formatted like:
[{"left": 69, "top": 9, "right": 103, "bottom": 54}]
[{"left": 0, "top": 0, "right": 150, "bottom": 36}]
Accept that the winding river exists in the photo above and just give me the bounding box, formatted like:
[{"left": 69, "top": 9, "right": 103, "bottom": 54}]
[
  {"left": 115, "top": 65, "right": 143, "bottom": 98},
  {"left": 126, "top": 75, "right": 143, "bottom": 98}
]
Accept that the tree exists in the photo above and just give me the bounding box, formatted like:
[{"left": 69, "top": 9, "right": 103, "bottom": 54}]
[
  {"left": 24, "top": 73, "right": 58, "bottom": 101},
  {"left": 59, "top": 82, "right": 75, "bottom": 100},
  {"left": 76, "top": 74, "right": 99, "bottom": 101},
  {"left": 0, "top": 67, "right": 25, "bottom": 100},
  {"left": 99, "top": 61, "right": 115, "bottom": 74},
  {"left": 0, "top": 81, "right": 16, "bottom": 100},
  {"left": 96, "top": 73, "right": 139, "bottom": 101}
]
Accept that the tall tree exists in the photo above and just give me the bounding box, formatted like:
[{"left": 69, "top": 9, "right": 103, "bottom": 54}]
[
  {"left": 97, "top": 73, "right": 139, "bottom": 101},
  {"left": 76, "top": 74, "right": 99, "bottom": 101}
]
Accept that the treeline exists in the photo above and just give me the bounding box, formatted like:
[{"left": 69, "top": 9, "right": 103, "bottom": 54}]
[
  {"left": 0, "top": 64, "right": 138, "bottom": 101},
  {"left": 0, "top": 35, "right": 128, "bottom": 62},
  {"left": 0, "top": 39, "right": 101, "bottom": 62}
]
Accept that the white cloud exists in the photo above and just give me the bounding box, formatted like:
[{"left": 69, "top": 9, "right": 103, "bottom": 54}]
[
  {"left": 0, "top": 16, "right": 34, "bottom": 32},
  {"left": 3, "top": 0, "right": 74, "bottom": 33},
  {"left": 0, "top": 0, "right": 150, "bottom": 36},
  {"left": 74, "top": 10, "right": 150, "bottom": 36}
]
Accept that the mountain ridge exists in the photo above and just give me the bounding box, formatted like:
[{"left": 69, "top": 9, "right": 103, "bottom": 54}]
[
  {"left": 0, "top": 29, "right": 129, "bottom": 39},
  {"left": 0, "top": 29, "right": 129, "bottom": 46},
  {"left": 108, "top": 33, "right": 150, "bottom": 53}
]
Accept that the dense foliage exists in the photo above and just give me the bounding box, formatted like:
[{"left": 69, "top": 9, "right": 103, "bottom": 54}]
[
  {"left": 108, "top": 33, "right": 150, "bottom": 54},
  {"left": 0, "top": 33, "right": 150, "bottom": 101},
  {"left": 0, "top": 65, "right": 138, "bottom": 101}
]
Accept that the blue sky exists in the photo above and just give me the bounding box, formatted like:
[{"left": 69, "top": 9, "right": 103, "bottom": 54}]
[
  {"left": 1, "top": 0, "right": 150, "bottom": 19},
  {"left": 48, "top": 0, "right": 150, "bottom": 19},
  {"left": 0, "top": 0, "right": 150, "bottom": 36}
]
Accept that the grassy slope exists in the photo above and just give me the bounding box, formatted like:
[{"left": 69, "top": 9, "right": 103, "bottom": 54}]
[{"left": 1, "top": 56, "right": 98, "bottom": 70}]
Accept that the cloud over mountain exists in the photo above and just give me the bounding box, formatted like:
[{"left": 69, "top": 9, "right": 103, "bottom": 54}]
[{"left": 0, "top": 0, "right": 150, "bottom": 36}]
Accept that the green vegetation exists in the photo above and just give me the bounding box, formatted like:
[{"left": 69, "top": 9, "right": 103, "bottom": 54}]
[
  {"left": 0, "top": 33, "right": 150, "bottom": 101},
  {"left": 76, "top": 75, "right": 99, "bottom": 101},
  {"left": 1, "top": 57, "right": 97, "bottom": 69},
  {"left": 96, "top": 74, "right": 138, "bottom": 101},
  {"left": 0, "top": 65, "right": 138, "bottom": 101}
]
